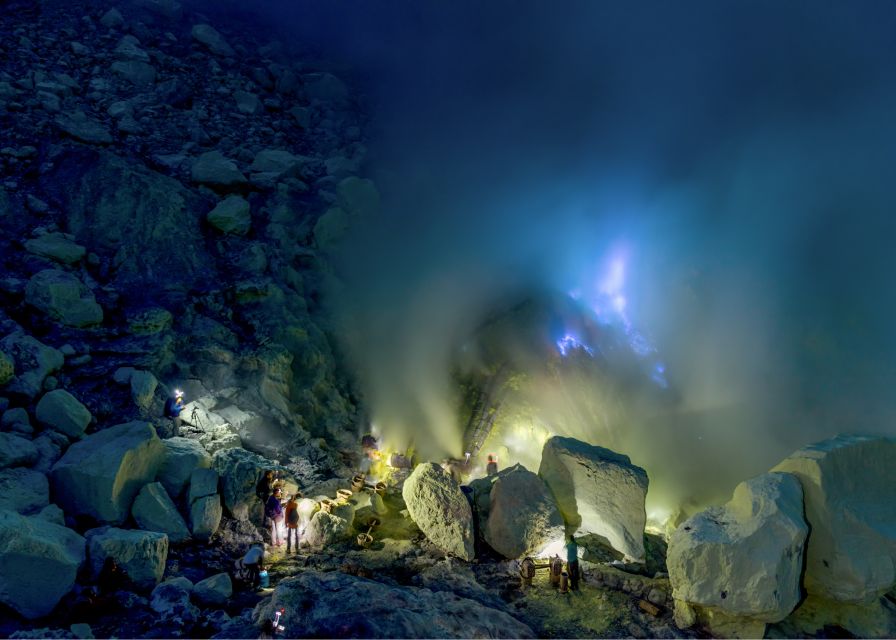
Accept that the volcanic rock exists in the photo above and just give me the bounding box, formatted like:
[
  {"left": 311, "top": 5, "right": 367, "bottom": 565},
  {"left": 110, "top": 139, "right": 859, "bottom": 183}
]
[
  {"left": 0, "top": 509, "right": 86, "bottom": 619},
  {"left": 1, "top": 407, "right": 31, "bottom": 436},
  {"left": 158, "top": 437, "right": 211, "bottom": 499},
  {"left": 483, "top": 464, "right": 566, "bottom": 558},
  {"left": 772, "top": 434, "right": 896, "bottom": 603},
  {"left": 188, "top": 467, "right": 219, "bottom": 503},
  {"left": 254, "top": 571, "right": 535, "bottom": 638},
  {"left": 129, "top": 369, "right": 158, "bottom": 410},
  {"left": 0, "top": 433, "right": 38, "bottom": 469},
  {"left": 212, "top": 447, "right": 269, "bottom": 521},
  {"left": 0, "top": 351, "right": 13, "bottom": 386},
  {"left": 100, "top": 8, "right": 124, "bottom": 28},
  {"left": 54, "top": 112, "right": 113, "bottom": 145},
  {"left": 190, "top": 494, "right": 222, "bottom": 542},
  {"left": 192, "top": 573, "right": 232, "bottom": 607},
  {"left": 667, "top": 472, "right": 807, "bottom": 635},
  {"left": 207, "top": 195, "right": 251, "bottom": 235},
  {"left": 132, "top": 482, "right": 191, "bottom": 543},
  {"left": 86, "top": 526, "right": 168, "bottom": 590},
  {"left": 191, "top": 24, "right": 235, "bottom": 57},
  {"left": 24, "top": 269, "right": 103, "bottom": 328},
  {"left": 35, "top": 389, "right": 92, "bottom": 440},
  {"left": 233, "top": 90, "right": 261, "bottom": 115},
  {"left": 0, "top": 467, "right": 49, "bottom": 515},
  {"left": 0, "top": 332, "right": 64, "bottom": 401},
  {"left": 539, "top": 436, "right": 648, "bottom": 562},
  {"left": 248, "top": 149, "right": 305, "bottom": 188},
  {"left": 192, "top": 151, "right": 247, "bottom": 189},
  {"left": 402, "top": 462, "right": 475, "bottom": 560},
  {"left": 111, "top": 60, "right": 157, "bottom": 86},
  {"left": 24, "top": 232, "right": 86, "bottom": 265},
  {"left": 150, "top": 577, "right": 198, "bottom": 624},
  {"left": 304, "top": 509, "right": 350, "bottom": 549},
  {"left": 50, "top": 421, "right": 166, "bottom": 524}
]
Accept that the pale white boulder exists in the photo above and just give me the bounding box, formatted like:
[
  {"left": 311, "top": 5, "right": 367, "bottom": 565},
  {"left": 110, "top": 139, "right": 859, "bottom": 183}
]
[
  {"left": 667, "top": 472, "right": 808, "bottom": 628},
  {"left": 483, "top": 464, "right": 565, "bottom": 559},
  {"left": 157, "top": 437, "right": 211, "bottom": 499},
  {"left": 50, "top": 421, "right": 166, "bottom": 524},
  {"left": 402, "top": 462, "right": 474, "bottom": 560},
  {"left": 538, "top": 436, "right": 648, "bottom": 562},
  {"left": 772, "top": 434, "right": 896, "bottom": 603}
]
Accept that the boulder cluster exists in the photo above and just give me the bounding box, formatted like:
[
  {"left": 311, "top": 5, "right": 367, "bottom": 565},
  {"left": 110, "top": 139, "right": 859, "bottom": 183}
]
[{"left": 667, "top": 434, "right": 896, "bottom": 638}]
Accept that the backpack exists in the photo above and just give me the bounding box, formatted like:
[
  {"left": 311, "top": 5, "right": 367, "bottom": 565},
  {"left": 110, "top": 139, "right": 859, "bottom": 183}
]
[{"left": 287, "top": 505, "right": 300, "bottom": 525}]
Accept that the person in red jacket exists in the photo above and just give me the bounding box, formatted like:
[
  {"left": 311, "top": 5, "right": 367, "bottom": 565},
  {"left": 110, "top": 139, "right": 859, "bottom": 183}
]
[{"left": 284, "top": 493, "right": 301, "bottom": 553}]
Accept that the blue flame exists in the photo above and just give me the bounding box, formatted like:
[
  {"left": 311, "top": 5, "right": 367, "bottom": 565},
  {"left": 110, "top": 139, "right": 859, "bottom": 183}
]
[{"left": 556, "top": 334, "right": 595, "bottom": 357}]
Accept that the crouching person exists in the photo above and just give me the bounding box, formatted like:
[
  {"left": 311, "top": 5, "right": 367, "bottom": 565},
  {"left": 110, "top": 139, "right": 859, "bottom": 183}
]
[{"left": 235, "top": 543, "right": 265, "bottom": 589}]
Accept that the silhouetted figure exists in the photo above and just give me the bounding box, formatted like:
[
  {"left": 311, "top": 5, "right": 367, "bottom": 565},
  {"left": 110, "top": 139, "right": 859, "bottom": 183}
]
[
  {"left": 565, "top": 535, "right": 580, "bottom": 591},
  {"left": 486, "top": 454, "right": 498, "bottom": 477}
]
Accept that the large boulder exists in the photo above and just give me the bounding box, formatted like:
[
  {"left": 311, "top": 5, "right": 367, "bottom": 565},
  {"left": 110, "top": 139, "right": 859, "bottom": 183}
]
[
  {"left": 150, "top": 577, "right": 198, "bottom": 625},
  {"left": 50, "top": 421, "right": 166, "bottom": 524},
  {"left": 772, "top": 435, "right": 896, "bottom": 603},
  {"left": 192, "top": 572, "right": 232, "bottom": 607},
  {"left": 132, "top": 482, "right": 191, "bottom": 543},
  {"left": 129, "top": 370, "right": 158, "bottom": 411},
  {"left": 304, "top": 510, "right": 350, "bottom": 550},
  {"left": 35, "top": 389, "right": 92, "bottom": 440},
  {"left": 188, "top": 467, "right": 218, "bottom": 504},
  {"left": 45, "top": 149, "right": 215, "bottom": 304},
  {"left": 402, "top": 462, "right": 474, "bottom": 560},
  {"left": 0, "top": 332, "right": 64, "bottom": 400},
  {"left": 484, "top": 464, "right": 565, "bottom": 559},
  {"left": 86, "top": 526, "right": 168, "bottom": 590},
  {"left": 539, "top": 436, "right": 649, "bottom": 562},
  {"left": 667, "top": 472, "right": 808, "bottom": 636},
  {"left": 0, "top": 468, "right": 49, "bottom": 515},
  {"left": 212, "top": 447, "right": 268, "bottom": 521},
  {"left": 24, "top": 269, "right": 103, "bottom": 328},
  {"left": 0, "top": 509, "right": 86, "bottom": 619},
  {"left": 0, "top": 432, "right": 39, "bottom": 469},
  {"left": 191, "top": 151, "right": 246, "bottom": 188},
  {"left": 206, "top": 195, "right": 251, "bottom": 235},
  {"left": 157, "top": 437, "right": 211, "bottom": 499},
  {"left": 254, "top": 571, "right": 534, "bottom": 638},
  {"left": 189, "top": 494, "right": 222, "bottom": 542}
]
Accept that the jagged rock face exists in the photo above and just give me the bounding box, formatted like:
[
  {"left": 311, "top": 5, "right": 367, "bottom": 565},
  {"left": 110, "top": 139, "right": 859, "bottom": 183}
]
[
  {"left": 35, "top": 389, "right": 92, "bottom": 440},
  {"left": 484, "top": 464, "right": 566, "bottom": 559},
  {"left": 254, "top": 571, "right": 535, "bottom": 639},
  {"left": 86, "top": 526, "right": 168, "bottom": 590},
  {"left": 539, "top": 436, "right": 648, "bottom": 562},
  {"left": 24, "top": 269, "right": 103, "bottom": 328},
  {"left": 132, "top": 482, "right": 191, "bottom": 543},
  {"left": 212, "top": 447, "right": 269, "bottom": 521},
  {"left": 50, "top": 421, "right": 166, "bottom": 525},
  {"left": 402, "top": 462, "right": 475, "bottom": 560},
  {"left": 668, "top": 472, "right": 808, "bottom": 629},
  {"left": 772, "top": 435, "right": 896, "bottom": 603},
  {"left": 44, "top": 149, "right": 214, "bottom": 305},
  {"left": 0, "top": 332, "right": 64, "bottom": 401},
  {"left": 150, "top": 577, "right": 199, "bottom": 626},
  {"left": 304, "top": 510, "right": 350, "bottom": 550},
  {"left": 192, "top": 572, "right": 232, "bottom": 607},
  {"left": 0, "top": 468, "right": 49, "bottom": 515},
  {"left": 0, "top": 509, "right": 86, "bottom": 619},
  {"left": 157, "top": 437, "right": 212, "bottom": 499}
]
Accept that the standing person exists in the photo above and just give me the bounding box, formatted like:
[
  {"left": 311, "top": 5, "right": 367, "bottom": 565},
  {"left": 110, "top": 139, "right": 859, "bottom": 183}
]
[
  {"left": 565, "top": 535, "right": 580, "bottom": 591},
  {"left": 284, "top": 493, "right": 300, "bottom": 553},
  {"left": 163, "top": 389, "right": 185, "bottom": 437},
  {"left": 265, "top": 486, "right": 284, "bottom": 547},
  {"left": 486, "top": 454, "right": 498, "bottom": 477}
]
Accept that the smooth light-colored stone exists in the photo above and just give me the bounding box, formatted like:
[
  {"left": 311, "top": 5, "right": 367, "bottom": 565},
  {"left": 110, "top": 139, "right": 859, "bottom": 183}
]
[
  {"left": 36, "top": 389, "right": 91, "bottom": 440},
  {"left": 402, "top": 462, "right": 474, "bottom": 560},
  {"left": 132, "top": 482, "right": 191, "bottom": 543}
]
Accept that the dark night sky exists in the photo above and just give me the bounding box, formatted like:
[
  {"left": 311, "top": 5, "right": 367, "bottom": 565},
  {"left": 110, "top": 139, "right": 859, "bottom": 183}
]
[{"left": 200, "top": 0, "right": 896, "bottom": 507}]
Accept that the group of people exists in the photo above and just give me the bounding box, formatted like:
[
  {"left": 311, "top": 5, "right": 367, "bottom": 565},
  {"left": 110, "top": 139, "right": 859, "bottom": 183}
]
[{"left": 256, "top": 470, "right": 302, "bottom": 553}]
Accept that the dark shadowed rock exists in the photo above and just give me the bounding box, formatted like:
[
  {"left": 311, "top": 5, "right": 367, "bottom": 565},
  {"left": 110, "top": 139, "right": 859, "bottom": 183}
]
[
  {"left": 54, "top": 112, "right": 113, "bottom": 144},
  {"left": 0, "top": 509, "right": 86, "bottom": 619},
  {"left": 0, "top": 432, "right": 39, "bottom": 469},
  {"left": 254, "top": 571, "right": 535, "bottom": 638},
  {"left": 207, "top": 196, "right": 251, "bottom": 235},
  {"left": 24, "top": 270, "right": 103, "bottom": 328},
  {"left": 24, "top": 232, "right": 86, "bottom": 265},
  {"left": 0, "top": 467, "right": 49, "bottom": 514},
  {"left": 190, "top": 494, "right": 222, "bottom": 542},
  {"left": 192, "top": 151, "right": 247, "bottom": 188},
  {"left": 158, "top": 437, "right": 211, "bottom": 499},
  {"left": 0, "top": 332, "right": 64, "bottom": 401},
  {"left": 191, "top": 24, "right": 234, "bottom": 57},
  {"left": 36, "top": 389, "right": 92, "bottom": 440},
  {"left": 192, "top": 573, "right": 232, "bottom": 607},
  {"left": 86, "top": 526, "right": 168, "bottom": 590}
]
